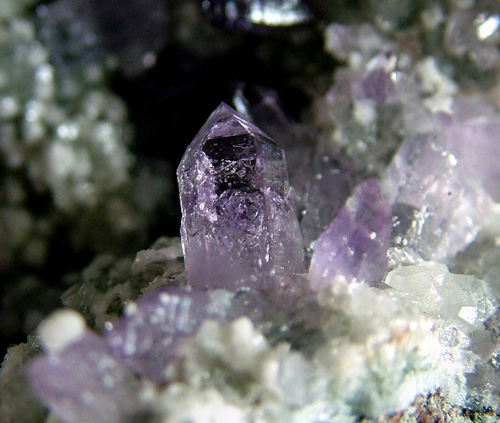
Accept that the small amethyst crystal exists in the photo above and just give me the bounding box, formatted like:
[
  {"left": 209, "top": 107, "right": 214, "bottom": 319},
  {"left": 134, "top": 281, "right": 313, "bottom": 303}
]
[
  {"left": 104, "top": 286, "right": 226, "bottom": 383},
  {"left": 308, "top": 178, "right": 391, "bottom": 290},
  {"left": 178, "top": 103, "right": 304, "bottom": 291},
  {"left": 28, "top": 331, "right": 140, "bottom": 423},
  {"left": 386, "top": 134, "right": 490, "bottom": 264},
  {"left": 201, "top": 0, "right": 314, "bottom": 32},
  {"left": 440, "top": 97, "right": 500, "bottom": 202}
]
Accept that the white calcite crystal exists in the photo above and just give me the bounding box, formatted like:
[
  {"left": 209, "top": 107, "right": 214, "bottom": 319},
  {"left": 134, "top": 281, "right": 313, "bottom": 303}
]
[
  {"left": 37, "top": 309, "right": 87, "bottom": 355},
  {"left": 385, "top": 263, "right": 498, "bottom": 402},
  {"left": 145, "top": 263, "right": 497, "bottom": 421}
]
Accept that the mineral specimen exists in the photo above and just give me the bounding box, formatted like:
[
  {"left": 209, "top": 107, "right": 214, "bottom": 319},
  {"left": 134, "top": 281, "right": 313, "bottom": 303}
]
[
  {"left": 3, "top": 1, "right": 500, "bottom": 422},
  {"left": 177, "top": 103, "right": 304, "bottom": 291},
  {"left": 308, "top": 178, "right": 391, "bottom": 290}
]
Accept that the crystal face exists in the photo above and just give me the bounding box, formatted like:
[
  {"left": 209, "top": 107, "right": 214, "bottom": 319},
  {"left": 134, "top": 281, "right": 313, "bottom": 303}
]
[
  {"left": 104, "top": 287, "right": 213, "bottom": 382},
  {"left": 232, "top": 85, "right": 354, "bottom": 254},
  {"left": 385, "top": 134, "right": 490, "bottom": 264},
  {"left": 28, "top": 332, "right": 141, "bottom": 423},
  {"left": 441, "top": 97, "right": 500, "bottom": 202},
  {"left": 308, "top": 178, "right": 391, "bottom": 290},
  {"left": 177, "top": 103, "right": 304, "bottom": 291}
]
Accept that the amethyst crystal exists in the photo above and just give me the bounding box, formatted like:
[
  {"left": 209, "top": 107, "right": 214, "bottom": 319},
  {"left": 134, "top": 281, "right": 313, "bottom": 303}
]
[
  {"left": 232, "top": 86, "right": 354, "bottom": 253},
  {"left": 298, "top": 152, "right": 353, "bottom": 254},
  {"left": 308, "top": 178, "right": 391, "bottom": 290},
  {"left": 386, "top": 134, "right": 490, "bottom": 264},
  {"left": 28, "top": 332, "right": 141, "bottom": 423},
  {"left": 177, "top": 103, "right": 304, "bottom": 291},
  {"left": 104, "top": 286, "right": 226, "bottom": 383},
  {"left": 201, "top": 0, "right": 314, "bottom": 32},
  {"left": 440, "top": 96, "right": 500, "bottom": 202}
]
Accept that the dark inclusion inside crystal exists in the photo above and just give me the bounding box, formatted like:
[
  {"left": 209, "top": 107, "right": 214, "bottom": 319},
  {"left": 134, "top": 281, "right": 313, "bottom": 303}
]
[{"left": 202, "top": 134, "right": 259, "bottom": 195}]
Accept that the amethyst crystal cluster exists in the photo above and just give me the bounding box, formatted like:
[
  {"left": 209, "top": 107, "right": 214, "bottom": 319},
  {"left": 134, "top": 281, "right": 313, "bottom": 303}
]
[
  {"left": 25, "top": 103, "right": 397, "bottom": 423},
  {"left": 2, "top": 1, "right": 500, "bottom": 423},
  {"left": 22, "top": 97, "right": 500, "bottom": 423}
]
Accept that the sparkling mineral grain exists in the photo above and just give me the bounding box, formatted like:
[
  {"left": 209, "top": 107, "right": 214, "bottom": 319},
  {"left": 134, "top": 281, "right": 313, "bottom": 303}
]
[
  {"left": 177, "top": 103, "right": 304, "bottom": 291},
  {"left": 104, "top": 286, "right": 225, "bottom": 383},
  {"left": 308, "top": 178, "right": 391, "bottom": 290},
  {"left": 201, "top": 0, "right": 314, "bottom": 32}
]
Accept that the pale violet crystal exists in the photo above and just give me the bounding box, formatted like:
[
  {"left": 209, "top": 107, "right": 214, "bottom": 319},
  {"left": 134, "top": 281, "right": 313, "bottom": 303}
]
[
  {"left": 104, "top": 286, "right": 226, "bottom": 383},
  {"left": 385, "top": 134, "right": 491, "bottom": 265},
  {"left": 177, "top": 103, "right": 304, "bottom": 291},
  {"left": 440, "top": 96, "right": 500, "bottom": 202},
  {"left": 308, "top": 178, "right": 391, "bottom": 290},
  {"left": 232, "top": 85, "right": 353, "bottom": 253},
  {"left": 28, "top": 332, "right": 141, "bottom": 423}
]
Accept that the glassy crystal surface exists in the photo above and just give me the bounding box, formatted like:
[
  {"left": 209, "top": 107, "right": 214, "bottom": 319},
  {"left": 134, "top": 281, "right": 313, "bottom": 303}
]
[
  {"left": 445, "top": 5, "right": 500, "bottom": 70},
  {"left": 309, "top": 178, "right": 391, "bottom": 290},
  {"left": 232, "top": 85, "right": 354, "bottom": 253},
  {"left": 201, "top": 0, "right": 314, "bottom": 32},
  {"left": 386, "top": 134, "right": 490, "bottom": 264},
  {"left": 177, "top": 103, "right": 304, "bottom": 291},
  {"left": 298, "top": 153, "right": 353, "bottom": 254},
  {"left": 440, "top": 96, "right": 500, "bottom": 202},
  {"left": 28, "top": 332, "right": 140, "bottom": 423},
  {"left": 105, "top": 286, "right": 225, "bottom": 383}
]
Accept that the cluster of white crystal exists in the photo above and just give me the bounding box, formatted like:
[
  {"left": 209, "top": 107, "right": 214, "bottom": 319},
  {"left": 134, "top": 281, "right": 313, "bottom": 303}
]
[
  {"left": 139, "top": 263, "right": 496, "bottom": 422},
  {"left": 0, "top": 0, "right": 36, "bottom": 20},
  {"left": 0, "top": 7, "right": 168, "bottom": 270}
]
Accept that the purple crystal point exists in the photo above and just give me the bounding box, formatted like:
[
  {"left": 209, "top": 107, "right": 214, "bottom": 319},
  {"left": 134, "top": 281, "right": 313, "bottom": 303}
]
[
  {"left": 104, "top": 286, "right": 224, "bottom": 383},
  {"left": 299, "top": 152, "right": 353, "bottom": 254},
  {"left": 177, "top": 103, "right": 305, "bottom": 291},
  {"left": 232, "top": 85, "right": 354, "bottom": 252},
  {"left": 28, "top": 332, "right": 140, "bottom": 423},
  {"left": 308, "top": 178, "right": 391, "bottom": 291}
]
